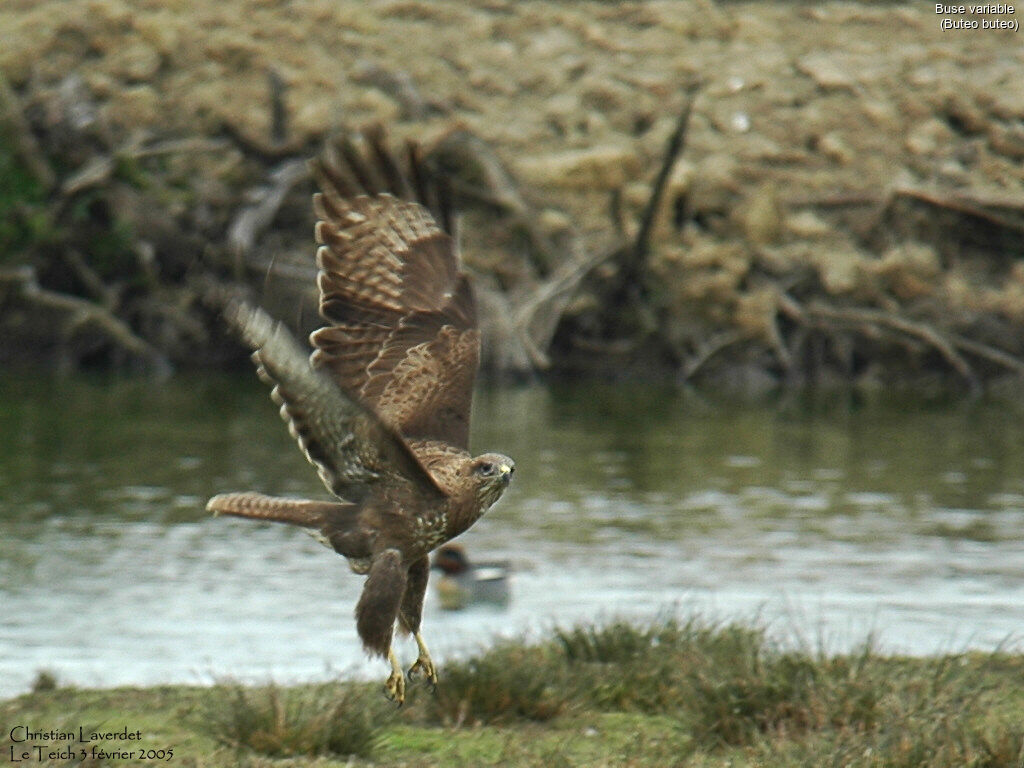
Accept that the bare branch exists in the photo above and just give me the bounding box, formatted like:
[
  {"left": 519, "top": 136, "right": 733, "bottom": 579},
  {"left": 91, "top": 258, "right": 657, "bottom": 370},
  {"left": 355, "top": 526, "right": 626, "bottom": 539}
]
[
  {"left": 681, "top": 329, "right": 748, "bottom": 382},
  {"left": 0, "top": 70, "right": 56, "bottom": 192},
  {"left": 625, "top": 88, "right": 698, "bottom": 286},
  {"left": 790, "top": 297, "right": 982, "bottom": 394},
  {"left": 227, "top": 159, "right": 309, "bottom": 272},
  {"left": 1, "top": 266, "right": 171, "bottom": 374}
]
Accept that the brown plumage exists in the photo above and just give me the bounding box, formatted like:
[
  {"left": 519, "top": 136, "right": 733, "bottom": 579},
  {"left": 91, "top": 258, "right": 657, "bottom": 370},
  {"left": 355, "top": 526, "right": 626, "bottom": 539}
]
[{"left": 207, "top": 129, "right": 514, "bottom": 704}]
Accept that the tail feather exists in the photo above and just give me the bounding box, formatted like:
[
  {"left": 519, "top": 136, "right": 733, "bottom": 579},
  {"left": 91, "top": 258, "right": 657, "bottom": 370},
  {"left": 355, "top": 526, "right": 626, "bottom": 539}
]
[{"left": 207, "top": 491, "right": 352, "bottom": 529}]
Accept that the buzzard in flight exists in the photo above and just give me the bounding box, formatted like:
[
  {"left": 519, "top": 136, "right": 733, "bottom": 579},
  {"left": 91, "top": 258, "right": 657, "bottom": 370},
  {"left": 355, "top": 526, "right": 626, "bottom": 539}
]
[{"left": 207, "top": 129, "right": 515, "bottom": 704}]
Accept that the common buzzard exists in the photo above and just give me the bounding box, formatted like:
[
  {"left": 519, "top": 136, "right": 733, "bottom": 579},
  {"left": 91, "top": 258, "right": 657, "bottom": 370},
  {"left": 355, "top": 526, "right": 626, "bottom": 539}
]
[{"left": 207, "top": 130, "right": 515, "bottom": 704}]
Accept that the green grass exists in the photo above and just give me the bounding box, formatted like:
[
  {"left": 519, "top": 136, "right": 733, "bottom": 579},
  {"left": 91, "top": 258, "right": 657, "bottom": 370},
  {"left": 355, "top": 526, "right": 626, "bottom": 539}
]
[
  {"left": 2, "top": 618, "right": 1023, "bottom": 767},
  {"left": 198, "top": 681, "right": 386, "bottom": 758}
]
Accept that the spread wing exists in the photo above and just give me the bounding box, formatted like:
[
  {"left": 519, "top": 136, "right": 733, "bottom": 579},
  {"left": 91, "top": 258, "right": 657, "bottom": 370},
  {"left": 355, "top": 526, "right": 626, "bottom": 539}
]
[
  {"left": 308, "top": 131, "right": 480, "bottom": 451},
  {"left": 224, "top": 300, "right": 445, "bottom": 504}
]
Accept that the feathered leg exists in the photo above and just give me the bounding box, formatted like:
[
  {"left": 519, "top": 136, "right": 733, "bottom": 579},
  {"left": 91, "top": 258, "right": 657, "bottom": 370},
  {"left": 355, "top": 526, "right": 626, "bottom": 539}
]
[
  {"left": 398, "top": 556, "right": 437, "bottom": 688},
  {"left": 356, "top": 548, "right": 407, "bottom": 703}
]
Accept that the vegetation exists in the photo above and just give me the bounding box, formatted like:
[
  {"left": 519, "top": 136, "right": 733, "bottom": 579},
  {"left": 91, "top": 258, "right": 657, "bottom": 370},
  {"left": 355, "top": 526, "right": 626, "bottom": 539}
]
[
  {"left": 199, "top": 682, "right": 386, "bottom": 759},
  {"left": 0, "top": 125, "right": 48, "bottom": 260},
  {"left": 3, "top": 617, "right": 1022, "bottom": 767},
  {"left": 2, "top": 0, "right": 1024, "bottom": 393}
]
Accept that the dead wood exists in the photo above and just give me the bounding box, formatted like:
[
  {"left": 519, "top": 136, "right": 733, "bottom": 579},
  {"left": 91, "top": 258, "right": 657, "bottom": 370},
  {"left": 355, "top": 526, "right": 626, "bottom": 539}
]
[
  {"left": 0, "top": 70, "right": 56, "bottom": 192},
  {"left": 5, "top": 62, "right": 1024, "bottom": 393},
  {"left": 426, "top": 128, "right": 557, "bottom": 275},
  {"left": 60, "top": 154, "right": 117, "bottom": 197},
  {"left": 623, "top": 89, "right": 697, "bottom": 289},
  {"left": 680, "top": 329, "right": 747, "bottom": 382},
  {"left": 474, "top": 285, "right": 540, "bottom": 376},
  {"left": 554, "top": 92, "right": 700, "bottom": 373},
  {"left": 227, "top": 158, "right": 310, "bottom": 274},
  {"left": 60, "top": 248, "right": 119, "bottom": 309},
  {"left": 780, "top": 293, "right": 983, "bottom": 394},
  {"left": 59, "top": 136, "right": 229, "bottom": 197},
  {"left": 870, "top": 186, "right": 1024, "bottom": 266},
  {"left": 221, "top": 70, "right": 306, "bottom": 160},
  {"left": 510, "top": 237, "right": 625, "bottom": 367},
  {"left": 950, "top": 334, "right": 1024, "bottom": 377},
  {"left": 0, "top": 266, "right": 170, "bottom": 374},
  {"left": 268, "top": 68, "right": 289, "bottom": 147},
  {"left": 351, "top": 60, "right": 441, "bottom": 121}
]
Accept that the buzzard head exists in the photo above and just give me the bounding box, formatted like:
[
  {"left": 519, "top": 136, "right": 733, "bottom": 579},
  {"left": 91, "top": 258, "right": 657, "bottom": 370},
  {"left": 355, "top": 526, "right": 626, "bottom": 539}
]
[{"left": 469, "top": 453, "right": 515, "bottom": 510}]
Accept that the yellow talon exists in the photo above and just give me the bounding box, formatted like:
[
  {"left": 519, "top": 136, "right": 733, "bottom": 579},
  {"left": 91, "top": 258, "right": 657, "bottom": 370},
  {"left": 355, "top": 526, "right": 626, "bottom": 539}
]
[
  {"left": 407, "top": 632, "right": 438, "bottom": 689},
  {"left": 385, "top": 647, "right": 406, "bottom": 705}
]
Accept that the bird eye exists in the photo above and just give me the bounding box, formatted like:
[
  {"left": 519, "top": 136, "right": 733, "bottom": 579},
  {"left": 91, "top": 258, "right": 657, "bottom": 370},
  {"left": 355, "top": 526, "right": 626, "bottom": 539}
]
[{"left": 477, "top": 462, "right": 496, "bottom": 475}]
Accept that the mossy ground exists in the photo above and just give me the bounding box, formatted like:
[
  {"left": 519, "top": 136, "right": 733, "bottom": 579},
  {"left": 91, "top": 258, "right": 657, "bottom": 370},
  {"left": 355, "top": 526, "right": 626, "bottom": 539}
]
[{"left": 3, "top": 618, "right": 1022, "bottom": 767}]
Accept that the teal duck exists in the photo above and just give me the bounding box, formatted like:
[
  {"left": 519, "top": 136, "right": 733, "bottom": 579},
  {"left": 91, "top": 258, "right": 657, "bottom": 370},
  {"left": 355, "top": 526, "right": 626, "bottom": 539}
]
[{"left": 432, "top": 544, "right": 510, "bottom": 610}]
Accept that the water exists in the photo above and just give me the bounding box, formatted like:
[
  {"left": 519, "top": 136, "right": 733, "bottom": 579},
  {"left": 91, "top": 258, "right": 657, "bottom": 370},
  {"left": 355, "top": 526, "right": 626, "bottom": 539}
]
[{"left": 2, "top": 374, "right": 1024, "bottom": 698}]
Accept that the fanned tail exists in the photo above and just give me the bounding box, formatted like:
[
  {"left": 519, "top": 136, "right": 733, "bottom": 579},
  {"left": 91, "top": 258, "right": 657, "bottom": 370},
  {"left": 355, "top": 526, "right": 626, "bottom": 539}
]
[{"left": 207, "top": 491, "right": 352, "bottom": 529}]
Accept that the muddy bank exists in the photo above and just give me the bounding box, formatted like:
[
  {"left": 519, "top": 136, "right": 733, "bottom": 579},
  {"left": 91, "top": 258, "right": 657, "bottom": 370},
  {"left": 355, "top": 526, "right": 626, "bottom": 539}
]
[{"left": 1, "top": 1, "right": 1023, "bottom": 394}]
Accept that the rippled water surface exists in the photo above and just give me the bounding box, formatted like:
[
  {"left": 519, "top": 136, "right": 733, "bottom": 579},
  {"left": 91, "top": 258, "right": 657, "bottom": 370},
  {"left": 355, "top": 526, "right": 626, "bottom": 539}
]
[{"left": 3, "top": 374, "right": 1024, "bottom": 697}]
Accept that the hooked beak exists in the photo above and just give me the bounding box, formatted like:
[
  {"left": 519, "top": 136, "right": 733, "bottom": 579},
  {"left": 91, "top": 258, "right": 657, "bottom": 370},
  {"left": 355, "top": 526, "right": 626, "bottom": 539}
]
[{"left": 499, "top": 463, "right": 514, "bottom": 486}]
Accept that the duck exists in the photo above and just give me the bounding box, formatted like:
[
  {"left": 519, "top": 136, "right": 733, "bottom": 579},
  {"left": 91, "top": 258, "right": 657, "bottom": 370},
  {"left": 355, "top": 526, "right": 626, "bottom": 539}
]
[{"left": 432, "top": 544, "right": 511, "bottom": 611}]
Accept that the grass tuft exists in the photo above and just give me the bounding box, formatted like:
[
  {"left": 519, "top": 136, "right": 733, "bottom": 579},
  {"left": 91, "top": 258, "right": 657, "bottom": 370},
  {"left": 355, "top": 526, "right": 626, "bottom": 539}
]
[
  {"left": 5, "top": 619, "right": 1023, "bottom": 766},
  {"left": 430, "top": 641, "right": 573, "bottom": 725},
  {"left": 556, "top": 616, "right": 774, "bottom": 714},
  {"left": 29, "top": 669, "right": 59, "bottom": 693},
  {"left": 199, "top": 681, "right": 385, "bottom": 759},
  {"left": 442, "top": 617, "right": 1024, "bottom": 765},
  {"left": 688, "top": 651, "right": 820, "bottom": 747}
]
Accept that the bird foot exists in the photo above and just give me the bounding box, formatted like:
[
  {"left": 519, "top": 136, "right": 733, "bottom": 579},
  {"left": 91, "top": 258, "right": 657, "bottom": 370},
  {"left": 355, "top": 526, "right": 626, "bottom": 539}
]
[
  {"left": 407, "top": 654, "right": 438, "bottom": 689},
  {"left": 384, "top": 668, "right": 406, "bottom": 706},
  {"left": 408, "top": 632, "right": 439, "bottom": 690},
  {"left": 384, "top": 648, "right": 406, "bottom": 706}
]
